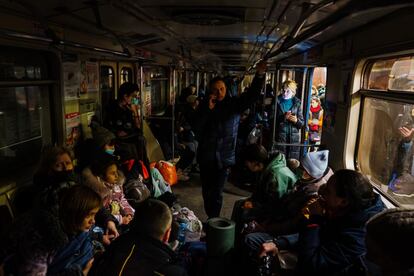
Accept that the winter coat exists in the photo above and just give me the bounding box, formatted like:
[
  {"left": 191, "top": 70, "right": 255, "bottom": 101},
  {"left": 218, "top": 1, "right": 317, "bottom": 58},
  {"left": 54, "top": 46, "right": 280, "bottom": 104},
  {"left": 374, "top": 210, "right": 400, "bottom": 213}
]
[
  {"left": 262, "top": 168, "right": 334, "bottom": 235},
  {"left": 47, "top": 231, "right": 94, "bottom": 275},
  {"left": 297, "top": 194, "right": 385, "bottom": 275},
  {"left": 81, "top": 167, "right": 111, "bottom": 200},
  {"left": 32, "top": 171, "right": 79, "bottom": 216},
  {"left": 274, "top": 95, "right": 304, "bottom": 160},
  {"left": 195, "top": 74, "right": 265, "bottom": 168},
  {"left": 2, "top": 210, "right": 93, "bottom": 276},
  {"left": 253, "top": 152, "right": 298, "bottom": 205},
  {"left": 295, "top": 167, "right": 334, "bottom": 197},
  {"left": 91, "top": 233, "right": 187, "bottom": 276},
  {"left": 82, "top": 168, "right": 134, "bottom": 223},
  {"left": 104, "top": 101, "right": 138, "bottom": 138}
]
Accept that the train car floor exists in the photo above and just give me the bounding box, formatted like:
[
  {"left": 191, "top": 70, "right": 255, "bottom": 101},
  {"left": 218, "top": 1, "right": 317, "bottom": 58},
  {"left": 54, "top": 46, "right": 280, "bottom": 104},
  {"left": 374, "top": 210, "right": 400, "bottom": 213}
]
[{"left": 172, "top": 172, "right": 251, "bottom": 222}]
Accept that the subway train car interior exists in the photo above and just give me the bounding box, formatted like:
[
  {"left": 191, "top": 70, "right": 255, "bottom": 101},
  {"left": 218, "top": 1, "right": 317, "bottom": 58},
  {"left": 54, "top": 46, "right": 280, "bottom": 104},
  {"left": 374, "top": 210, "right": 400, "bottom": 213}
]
[{"left": 1, "top": 0, "right": 414, "bottom": 275}]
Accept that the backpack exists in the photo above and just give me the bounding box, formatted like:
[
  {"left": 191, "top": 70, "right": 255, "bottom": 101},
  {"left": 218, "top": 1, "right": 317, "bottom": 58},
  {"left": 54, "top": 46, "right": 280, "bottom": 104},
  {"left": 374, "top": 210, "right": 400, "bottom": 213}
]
[
  {"left": 173, "top": 207, "right": 203, "bottom": 243},
  {"left": 123, "top": 174, "right": 151, "bottom": 205}
]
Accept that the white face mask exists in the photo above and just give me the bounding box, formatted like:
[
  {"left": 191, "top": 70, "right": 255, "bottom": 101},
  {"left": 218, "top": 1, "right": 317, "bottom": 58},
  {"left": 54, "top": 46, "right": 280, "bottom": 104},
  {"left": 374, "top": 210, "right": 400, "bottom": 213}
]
[{"left": 282, "top": 88, "right": 294, "bottom": 99}]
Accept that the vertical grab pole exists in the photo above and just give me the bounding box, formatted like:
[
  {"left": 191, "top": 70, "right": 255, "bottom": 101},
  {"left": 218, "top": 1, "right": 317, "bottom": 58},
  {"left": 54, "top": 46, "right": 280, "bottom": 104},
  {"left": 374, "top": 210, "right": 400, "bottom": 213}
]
[
  {"left": 196, "top": 71, "right": 200, "bottom": 96},
  {"left": 271, "top": 65, "right": 280, "bottom": 151},
  {"left": 138, "top": 63, "right": 145, "bottom": 162},
  {"left": 260, "top": 72, "right": 268, "bottom": 146},
  {"left": 139, "top": 62, "right": 144, "bottom": 130},
  {"left": 172, "top": 69, "right": 176, "bottom": 161}
]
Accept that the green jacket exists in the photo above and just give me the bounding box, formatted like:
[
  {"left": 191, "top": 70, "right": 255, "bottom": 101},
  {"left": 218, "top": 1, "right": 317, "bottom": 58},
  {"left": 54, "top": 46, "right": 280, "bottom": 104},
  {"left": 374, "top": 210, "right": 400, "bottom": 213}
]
[{"left": 254, "top": 153, "right": 298, "bottom": 204}]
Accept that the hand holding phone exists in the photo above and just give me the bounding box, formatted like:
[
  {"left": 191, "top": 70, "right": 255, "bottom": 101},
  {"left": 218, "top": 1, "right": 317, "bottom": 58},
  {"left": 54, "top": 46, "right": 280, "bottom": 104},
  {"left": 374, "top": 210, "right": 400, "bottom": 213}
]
[
  {"left": 284, "top": 111, "right": 292, "bottom": 120},
  {"left": 209, "top": 95, "right": 217, "bottom": 109}
]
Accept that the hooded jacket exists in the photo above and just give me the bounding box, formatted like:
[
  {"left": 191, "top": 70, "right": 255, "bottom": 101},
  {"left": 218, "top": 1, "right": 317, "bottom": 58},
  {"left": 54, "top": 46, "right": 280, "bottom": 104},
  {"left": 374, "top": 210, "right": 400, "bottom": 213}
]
[
  {"left": 253, "top": 152, "right": 298, "bottom": 204},
  {"left": 91, "top": 232, "right": 187, "bottom": 276},
  {"left": 297, "top": 195, "right": 386, "bottom": 275}
]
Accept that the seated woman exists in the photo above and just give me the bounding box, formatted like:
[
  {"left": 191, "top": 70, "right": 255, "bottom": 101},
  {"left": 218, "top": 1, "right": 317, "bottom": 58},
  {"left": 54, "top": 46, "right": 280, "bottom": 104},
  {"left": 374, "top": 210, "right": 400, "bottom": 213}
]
[
  {"left": 11, "top": 147, "right": 74, "bottom": 218},
  {"left": 2, "top": 185, "right": 101, "bottom": 276},
  {"left": 256, "top": 169, "right": 385, "bottom": 275}
]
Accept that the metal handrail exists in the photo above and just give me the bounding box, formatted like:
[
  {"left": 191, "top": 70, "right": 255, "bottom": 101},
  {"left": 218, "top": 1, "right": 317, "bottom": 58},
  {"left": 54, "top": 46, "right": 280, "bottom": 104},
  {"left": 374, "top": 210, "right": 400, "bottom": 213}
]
[{"left": 272, "top": 142, "right": 325, "bottom": 148}]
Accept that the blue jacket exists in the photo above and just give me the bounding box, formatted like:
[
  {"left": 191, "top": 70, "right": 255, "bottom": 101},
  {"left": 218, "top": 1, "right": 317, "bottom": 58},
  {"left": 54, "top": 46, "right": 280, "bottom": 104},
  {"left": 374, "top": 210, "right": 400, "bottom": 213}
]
[
  {"left": 195, "top": 74, "right": 265, "bottom": 168},
  {"left": 47, "top": 231, "right": 94, "bottom": 275},
  {"left": 297, "top": 195, "right": 385, "bottom": 275},
  {"left": 2, "top": 210, "right": 93, "bottom": 276}
]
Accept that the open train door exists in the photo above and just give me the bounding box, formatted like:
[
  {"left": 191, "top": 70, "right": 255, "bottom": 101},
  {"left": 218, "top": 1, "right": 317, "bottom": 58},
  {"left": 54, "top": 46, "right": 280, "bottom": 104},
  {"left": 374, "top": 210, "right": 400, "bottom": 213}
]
[
  {"left": 272, "top": 66, "right": 309, "bottom": 158},
  {"left": 272, "top": 66, "right": 327, "bottom": 157}
]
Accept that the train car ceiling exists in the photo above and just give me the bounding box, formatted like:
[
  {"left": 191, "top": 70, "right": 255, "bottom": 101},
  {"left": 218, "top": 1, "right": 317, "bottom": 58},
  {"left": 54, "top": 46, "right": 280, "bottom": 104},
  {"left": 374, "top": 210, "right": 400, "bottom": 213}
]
[{"left": 0, "top": 0, "right": 412, "bottom": 71}]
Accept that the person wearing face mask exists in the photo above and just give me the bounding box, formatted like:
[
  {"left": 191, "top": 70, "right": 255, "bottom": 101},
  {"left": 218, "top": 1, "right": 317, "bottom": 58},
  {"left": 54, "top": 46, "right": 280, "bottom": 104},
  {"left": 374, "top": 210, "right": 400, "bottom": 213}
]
[
  {"left": 91, "top": 125, "right": 117, "bottom": 157},
  {"left": 104, "top": 82, "right": 141, "bottom": 138},
  {"left": 274, "top": 80, "right": 304, "bottom": 160},
  {"left": 32, "top": 146, "right": 79, "bottom": 215}
]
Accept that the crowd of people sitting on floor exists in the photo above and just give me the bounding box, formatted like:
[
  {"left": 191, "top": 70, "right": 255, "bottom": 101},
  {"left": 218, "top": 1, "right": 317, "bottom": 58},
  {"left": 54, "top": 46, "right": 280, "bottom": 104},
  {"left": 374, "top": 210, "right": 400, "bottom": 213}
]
[{"left": 0, "top": 79, "right": 413, "bottom": 276}]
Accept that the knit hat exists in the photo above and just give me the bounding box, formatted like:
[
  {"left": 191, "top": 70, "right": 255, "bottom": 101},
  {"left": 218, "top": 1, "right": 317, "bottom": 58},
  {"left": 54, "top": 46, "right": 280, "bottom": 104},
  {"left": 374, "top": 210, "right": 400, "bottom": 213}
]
[
  {"left": 92, "top": 126, "right": 116, "bottom": 148},
  {"left": 301, "top": 150, "right": 329, "bottom": 179},
  {"left": 186, "top": 95, "right": 198, "bottom": 104}
]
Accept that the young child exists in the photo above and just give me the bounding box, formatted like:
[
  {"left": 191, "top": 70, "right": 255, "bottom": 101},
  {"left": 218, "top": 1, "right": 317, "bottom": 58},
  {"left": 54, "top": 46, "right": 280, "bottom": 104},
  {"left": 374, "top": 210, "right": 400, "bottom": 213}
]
[
  {"left": 87, "top": 155, "right": 135, "bottom": 225},
  {"left": 3, "top": 185, "right": 101, "bottom": 276}
]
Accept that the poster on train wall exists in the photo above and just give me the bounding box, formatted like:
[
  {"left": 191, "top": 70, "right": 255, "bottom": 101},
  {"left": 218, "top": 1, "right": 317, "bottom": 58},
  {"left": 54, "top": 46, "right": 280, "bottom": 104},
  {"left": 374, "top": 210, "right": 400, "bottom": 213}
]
[
  {"left": 63, "top": 62, "right": 80, "bottom": 100},
  {"left": 79, "top": 61, "right": 99, "bottom": 94},
  {"left": 65, "top": 112, "right": 80, "bottom": 147}
]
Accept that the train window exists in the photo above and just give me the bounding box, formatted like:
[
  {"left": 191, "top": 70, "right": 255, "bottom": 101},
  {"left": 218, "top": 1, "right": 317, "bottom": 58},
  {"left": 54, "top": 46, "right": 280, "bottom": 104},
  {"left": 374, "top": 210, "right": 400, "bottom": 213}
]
[
  {"left": 368, "top": 56, "right": 414, "bottom": 92},
  {"left": 0, "top": 86, "right": 49, "bottom": 177},
  {"left": 120, "top": 67, "right": 132, "bottom": 85},
  {"left": 357, "top": 97, "right": 414, "bottom": 206},
  {"left": 101, "top": 66, "right": 114, "bottom": 90}
]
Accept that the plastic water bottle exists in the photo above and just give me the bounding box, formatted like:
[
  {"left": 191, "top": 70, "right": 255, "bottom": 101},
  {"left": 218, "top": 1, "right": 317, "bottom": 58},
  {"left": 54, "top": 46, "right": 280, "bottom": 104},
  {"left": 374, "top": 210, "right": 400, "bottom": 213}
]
[{"left": 178, "top": 222, "right": 187, "bottom": 247}]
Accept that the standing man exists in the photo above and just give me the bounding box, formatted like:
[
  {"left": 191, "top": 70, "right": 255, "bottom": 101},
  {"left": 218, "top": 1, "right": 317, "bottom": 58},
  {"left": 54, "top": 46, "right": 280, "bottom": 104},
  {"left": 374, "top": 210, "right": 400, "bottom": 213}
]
[{"left": 195, "top": 61, "right": 267, "bottom": 218}]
